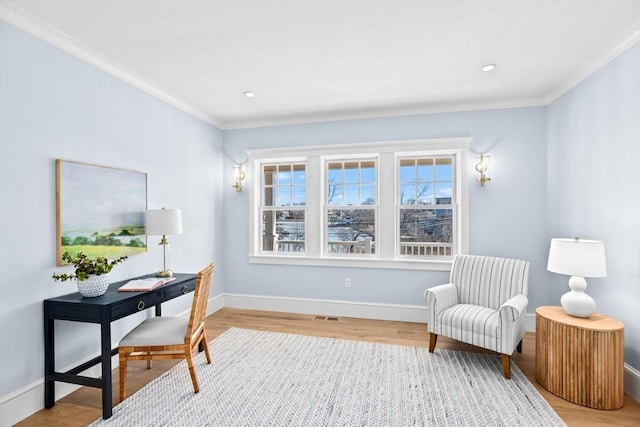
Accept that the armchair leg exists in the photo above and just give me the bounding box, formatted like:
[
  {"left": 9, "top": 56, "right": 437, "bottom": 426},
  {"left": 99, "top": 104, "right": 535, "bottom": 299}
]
[
  {"left": 429, "top": 333, "right": 438, "bottom": 353},
  {"left": 501, "top": 354, "right": 511, "bottom": 379},
  {"left": 517, "top": 339, "right": 523, "bottom": 353}
]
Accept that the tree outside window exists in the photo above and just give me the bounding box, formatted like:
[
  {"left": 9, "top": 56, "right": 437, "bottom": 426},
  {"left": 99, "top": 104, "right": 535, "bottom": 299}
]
[{"left": 326, "top": 160, "right": 376, "bottom": 255}]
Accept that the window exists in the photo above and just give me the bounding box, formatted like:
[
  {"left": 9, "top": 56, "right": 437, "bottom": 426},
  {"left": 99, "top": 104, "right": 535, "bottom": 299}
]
[
  {"left": 398, "top": 156, "right": 455, "bottom": 257},
  {"left": 326, "top": 160, "right": 377, "bottom": 255},
  {"left": 260, "top": 163, "right": 306, "bottom": 253},
  {"left": 248, "top": 138, "right": 469, "bottom": 270}
]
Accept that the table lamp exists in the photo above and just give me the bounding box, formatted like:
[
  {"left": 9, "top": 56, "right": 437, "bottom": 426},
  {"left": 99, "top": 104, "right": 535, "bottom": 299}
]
[
  {"left": 146, "top": 208, "right": 183, "bottom": 277},
  {"left": 546, "top": 237, "right": 607, "bottom": 318}
]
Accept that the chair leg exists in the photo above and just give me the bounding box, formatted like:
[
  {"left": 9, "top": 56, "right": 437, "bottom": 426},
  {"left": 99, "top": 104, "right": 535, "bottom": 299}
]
[
  {"left": 202, "top": 332, "right": 212, "bottom": 364},
  {"left": 119, "top": 353, "right": 128, "bottom": 401},
  {"left": 185, "top": 349, "right": 200, "bottom": 393},
  {"left": 429, "top": 333, "right": 438, "bottom": 353},
  {"left": 516, "top": 339, "right": 523, "bottom": 353},
  {"left": 501, "top": 354, "right": 511, "bottom": 379},
  {"left": 146, "top": 349, "right": 152, "bottom": 369}
]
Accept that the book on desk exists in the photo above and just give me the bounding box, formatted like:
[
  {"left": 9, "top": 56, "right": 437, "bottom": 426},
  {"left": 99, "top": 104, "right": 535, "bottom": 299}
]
[{"left": 117, "top": 277, "right": 176, "bottom": 292}]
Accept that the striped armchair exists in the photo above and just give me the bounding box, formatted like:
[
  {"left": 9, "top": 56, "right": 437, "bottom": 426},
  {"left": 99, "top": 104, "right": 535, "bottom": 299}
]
[{"left": 423, "top": 254, "right": 530, "bottom": 378}]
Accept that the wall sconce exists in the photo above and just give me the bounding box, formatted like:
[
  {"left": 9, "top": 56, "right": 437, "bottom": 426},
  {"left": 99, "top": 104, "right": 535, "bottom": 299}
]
[
  {"left": 232, "top": 165, "right": 246, "bottom": 192},
  {"left": 475, "top": 154, "right": 491, "bottom": 186}
]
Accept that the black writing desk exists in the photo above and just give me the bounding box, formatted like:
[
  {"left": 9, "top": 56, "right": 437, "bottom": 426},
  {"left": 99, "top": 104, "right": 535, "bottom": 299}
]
[{"left": 44, "top": 273, "right": 197, "bottom": 419}]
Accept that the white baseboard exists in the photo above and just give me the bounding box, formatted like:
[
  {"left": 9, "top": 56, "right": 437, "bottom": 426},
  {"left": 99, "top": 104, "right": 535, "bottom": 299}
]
[
  {"left": 526, "top": 313, "right": 536, "bottom": 333},
  {"left": 0, "top": 355, "right": 108, "bottom": 427},
  {"left": 207, "top": 293, "right": 225, "bottom": 315},
  {"left": 0, "top": 380, "right": 43, "bottom": 427},
  {"left": 624, "top": 363, "right": 640, "bottom": 403},
  {"left": 226, "top": 293, "right": 539, "bottom": 332},
  {"left": 223, "top": 292, "right": 429, "bottom": 323},
  {"left": 3, "top": 294, "right": 638, "bottom": 425}
]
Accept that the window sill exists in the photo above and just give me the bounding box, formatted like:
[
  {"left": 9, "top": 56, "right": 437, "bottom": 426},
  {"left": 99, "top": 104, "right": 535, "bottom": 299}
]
[{"left": 248, "top": 254, "right": 452, "bottom": 271}]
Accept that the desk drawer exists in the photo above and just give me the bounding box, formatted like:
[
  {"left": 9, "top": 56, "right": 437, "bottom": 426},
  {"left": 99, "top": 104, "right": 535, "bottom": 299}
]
[
  {"left": 112, "top": 292, "right": 165, "bottom": 319},
  {"left": 163, "top": 280, "right": 196, "bottom": 300}
]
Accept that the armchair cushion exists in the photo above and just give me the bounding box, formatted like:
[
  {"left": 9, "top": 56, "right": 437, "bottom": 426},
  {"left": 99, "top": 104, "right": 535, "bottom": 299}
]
[{"left": 436, "top": 304, "right": 499, "bottom": 351}]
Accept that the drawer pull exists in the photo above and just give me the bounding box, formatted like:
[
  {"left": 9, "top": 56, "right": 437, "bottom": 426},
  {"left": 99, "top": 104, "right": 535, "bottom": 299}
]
[
  {"left": 137, "top": 300, "right": 145, "bottom": 310},
  {"left": 182, "top": 286, "right": 188, "bottom": 294}
]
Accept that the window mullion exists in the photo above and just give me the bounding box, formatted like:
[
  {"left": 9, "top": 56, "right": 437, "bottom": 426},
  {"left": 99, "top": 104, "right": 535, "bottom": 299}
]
[
  {"left": 306, "top": 156, "right": 321, "bottom": 257},
  {"left": 378, "top": 152, "right": 395, "bottom": 259}
]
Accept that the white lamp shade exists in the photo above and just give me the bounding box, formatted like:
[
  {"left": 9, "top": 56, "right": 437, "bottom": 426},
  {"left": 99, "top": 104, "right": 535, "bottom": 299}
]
[
  {"left": 146, "top": 208, "right": 183, "bottom": 236},
  {"left": 547, "top": 238, "right": 607, "bottom": 278}
]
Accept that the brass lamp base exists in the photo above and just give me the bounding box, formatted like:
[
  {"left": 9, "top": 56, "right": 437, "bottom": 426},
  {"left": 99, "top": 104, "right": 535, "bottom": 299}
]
[{"left": 155, "top": 270, "right": 173, "bottom": 278}]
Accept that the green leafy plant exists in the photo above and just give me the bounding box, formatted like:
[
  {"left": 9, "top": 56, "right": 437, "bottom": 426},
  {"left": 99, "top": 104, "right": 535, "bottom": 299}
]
[{"left": 52, "top": 252, "right": 128, "bottom": 282}]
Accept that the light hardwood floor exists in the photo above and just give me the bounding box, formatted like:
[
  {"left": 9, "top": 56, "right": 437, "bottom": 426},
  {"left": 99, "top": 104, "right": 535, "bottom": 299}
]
[{"left": 17, "top": 308, "right": 640, "bottom": 426}]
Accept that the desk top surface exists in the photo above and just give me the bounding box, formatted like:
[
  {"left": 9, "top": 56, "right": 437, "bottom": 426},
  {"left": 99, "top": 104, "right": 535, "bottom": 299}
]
[{"left": 45, "top": 273, "right": 197, "bottom": 306}]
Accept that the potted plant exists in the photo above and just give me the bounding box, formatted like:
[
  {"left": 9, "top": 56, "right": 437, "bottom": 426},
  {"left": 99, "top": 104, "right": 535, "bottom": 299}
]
[{"left": 53, "top": 252, "right": 128, "bottom": 297}]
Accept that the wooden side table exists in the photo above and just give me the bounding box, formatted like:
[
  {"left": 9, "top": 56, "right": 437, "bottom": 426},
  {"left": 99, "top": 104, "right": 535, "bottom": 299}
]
[{"left": 536, "top": 306, "right": 624, "bottom": 410}]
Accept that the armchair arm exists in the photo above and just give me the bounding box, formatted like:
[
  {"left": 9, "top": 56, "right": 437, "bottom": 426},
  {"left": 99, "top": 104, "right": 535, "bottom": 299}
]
[
  {"left": 498, "top": 294, "right": 528, "bottom": 323},
  {"left": 423, "top": 283, "right": 458, "bottom": 329},
  {"left": 498, "top": 294, "right": 528, "bottom": 355}
]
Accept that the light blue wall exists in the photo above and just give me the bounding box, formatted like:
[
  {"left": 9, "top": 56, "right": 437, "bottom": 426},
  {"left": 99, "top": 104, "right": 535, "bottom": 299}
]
[
  {"left": 0, "top": 21, "right": 224, "bottom": 398},
  {"left": 547, "top": 42, "right": 640, "bottom": 368},
  {"left": 223, "top": 107, "right": 549, "bottom": 307},
  {"left": 2, "top": 12, "right": 638, "bottom": 414}
]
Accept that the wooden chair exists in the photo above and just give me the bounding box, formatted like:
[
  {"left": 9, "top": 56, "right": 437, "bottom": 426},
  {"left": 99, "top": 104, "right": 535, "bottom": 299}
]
[{"left": 118, "top": 263, "right": 215, "bottom": 401}]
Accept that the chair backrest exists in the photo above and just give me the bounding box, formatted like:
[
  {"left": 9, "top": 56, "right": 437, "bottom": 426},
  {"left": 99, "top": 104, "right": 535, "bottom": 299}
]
[
  {"left": 186, "top": 263, "right": 215, "bottom": 343},
  {"left": 450, "top": 254, "right": 529, "bottom": 310}
]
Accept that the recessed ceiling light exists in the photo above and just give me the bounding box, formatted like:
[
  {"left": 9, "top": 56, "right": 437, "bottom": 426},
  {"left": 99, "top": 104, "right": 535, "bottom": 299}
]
[
  {"left": 482, "top": 64, "right": 496, "bottom": 72},
  {"left": 243, "top": 91, "right": 255, "bottom": 98}
]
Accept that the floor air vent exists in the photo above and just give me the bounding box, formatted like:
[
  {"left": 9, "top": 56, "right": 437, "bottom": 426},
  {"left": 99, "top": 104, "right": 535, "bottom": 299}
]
[{"left": 314, "top": 316, "right": 339, "bottom": 321}]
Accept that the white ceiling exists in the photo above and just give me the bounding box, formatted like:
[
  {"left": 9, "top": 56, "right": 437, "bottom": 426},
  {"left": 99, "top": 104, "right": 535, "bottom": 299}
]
[{"left": 2, "top": 0, "right": 640, "bottom": 129}]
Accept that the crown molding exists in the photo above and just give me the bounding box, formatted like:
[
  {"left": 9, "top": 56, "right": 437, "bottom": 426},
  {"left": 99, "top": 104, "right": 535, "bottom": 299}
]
[
  {"left": 221, "top": 97, "right": 548, "bottom": 130},
  {"left": 2, "top": 1, "right": 639, "bottom": 131},
  {"left": 543, "top": 21, "right": 640, "bottom": 105},
  {"left": 0, "top": 1, "right": 223, "bottom": 129}
]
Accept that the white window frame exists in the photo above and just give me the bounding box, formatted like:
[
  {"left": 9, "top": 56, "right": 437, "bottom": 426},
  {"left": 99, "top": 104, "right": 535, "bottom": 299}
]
[
  {"left": 247, "top": 138, "right": 470, "bottom": 271},
  {"left": 323, "top": 156, "right": 378, "bottom": 257},
  {"left": 396, "top": 154, "right": 457, "bottom": 259},
  {"left": 258, "top": 161, "right": 308, "bottom": 255}
]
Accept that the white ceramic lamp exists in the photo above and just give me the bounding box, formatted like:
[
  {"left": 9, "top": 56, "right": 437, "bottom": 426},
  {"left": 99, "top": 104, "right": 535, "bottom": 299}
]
[
  {"left": 146, "top": 208, "right": 183, "bottom": 277},
  {"left": 547, "top": 238, "right": 607, "bottom": 318}
]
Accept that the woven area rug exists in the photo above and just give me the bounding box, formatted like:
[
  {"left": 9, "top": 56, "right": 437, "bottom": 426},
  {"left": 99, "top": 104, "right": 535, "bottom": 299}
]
[{"left": 92, "top": 328, "right": 565, "bottom": 426}]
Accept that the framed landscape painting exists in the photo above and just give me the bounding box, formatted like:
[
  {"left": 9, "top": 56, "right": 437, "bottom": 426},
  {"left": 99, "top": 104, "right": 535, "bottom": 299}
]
[{"left": 56, "top": 160, "right": 147, "bottom": 266}]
